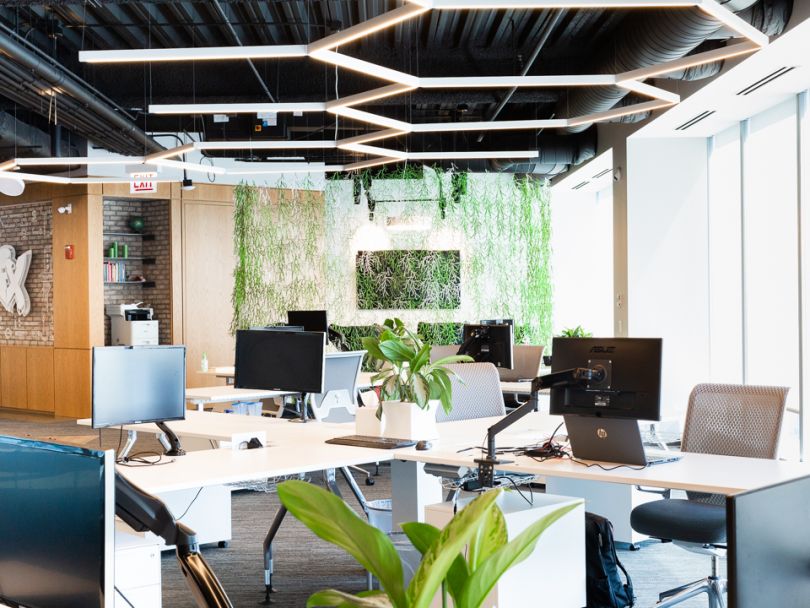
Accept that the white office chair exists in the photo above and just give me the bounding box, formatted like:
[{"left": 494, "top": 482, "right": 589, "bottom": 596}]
[
  {"left": 437, "top": 362, "right": 506, "bottom": 422},
  {"left": 309, "top": 350, "right": 364, "bottom": 423}
]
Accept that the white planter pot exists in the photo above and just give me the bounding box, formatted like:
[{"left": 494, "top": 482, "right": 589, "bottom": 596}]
[{"left": 381, "top": 400, "right": 440, "bottom": 441}]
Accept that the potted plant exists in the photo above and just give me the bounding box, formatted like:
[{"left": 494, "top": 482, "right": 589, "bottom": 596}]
[
  {"left": 544, "top": 327, "right": 593, "bottom": 366},
  {"left": 559, "top": 326, "right": 592, "bottom": 338},
  {"left": 361, "top": 318, "right": 472, "bottom": 440},
  {"left": 277, "top": 480, "right": 581, "bottom": 608}
]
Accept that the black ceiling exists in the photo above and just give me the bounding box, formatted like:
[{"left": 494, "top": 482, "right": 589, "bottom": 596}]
[{"left": 0, "top": 0, "right": 787, "bottom": 170}]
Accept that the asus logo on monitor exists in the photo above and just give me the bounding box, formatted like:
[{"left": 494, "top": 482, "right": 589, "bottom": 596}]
[{"left": 589, "top": 346, "right": 616, "bottom": 354}]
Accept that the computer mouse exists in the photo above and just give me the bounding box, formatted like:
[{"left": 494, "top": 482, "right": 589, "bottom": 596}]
[{"left": 415, "top": 440, "right": 433, "bottom": 451}]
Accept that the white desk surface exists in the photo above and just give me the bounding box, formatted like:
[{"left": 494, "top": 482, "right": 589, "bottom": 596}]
[
  {"left": 78, "top": 410, "right": 349, "bottom": 442},
  {"left": 185, "top": 385, "right": 294, "bottom": 403},
  {"left": 119, "top": 438, "right": 392, "bottom": 495},
  {"left": 392, "top": 413, "right": 810, "bottom": 496},
  {"left": 109, "top": 410, "right": 810, "bottom": 498}
]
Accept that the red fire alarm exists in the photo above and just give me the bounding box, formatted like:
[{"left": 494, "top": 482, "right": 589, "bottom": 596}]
[{"left": 64, "top": 244, "right": 74, "bottom": 260}]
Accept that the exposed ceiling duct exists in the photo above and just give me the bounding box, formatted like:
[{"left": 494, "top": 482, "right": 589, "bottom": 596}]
[
  {"left": 0, "top": 23, "right": 162, "bottom": 156},
  {"left": 559, "top": 0, "right": 793, "bottom": 133},
  {"left": 0, "top": 112, "right": 77, "bottom": 158},
  {"left": 431, "top": 131, "right": 597, "bottom": 178}
]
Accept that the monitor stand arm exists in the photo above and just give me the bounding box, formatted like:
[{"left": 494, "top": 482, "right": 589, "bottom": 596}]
[
  {"left": 287, "top": 392, "right": 311, "bottom": 423},
  {"left": 474, "top": 367, "right": 605, "bottom": 488},
  {"left": 115, "top": 473, "right": 233, "bottom": 608},
  {"left": 156, "top": 421, "right": 185, "bottom": 456}
]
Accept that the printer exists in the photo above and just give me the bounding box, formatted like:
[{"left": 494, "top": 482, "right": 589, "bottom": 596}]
[{"left": 106, "top": 303, "right": 159, "bottom": 346}]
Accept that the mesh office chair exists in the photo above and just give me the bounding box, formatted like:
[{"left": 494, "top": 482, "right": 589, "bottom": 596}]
[
  {"left": 436, "top": 362, "right": 506, "bottom": 422},
  {"left": 630, "top": 383, "right": 789, "bottom": 608}
]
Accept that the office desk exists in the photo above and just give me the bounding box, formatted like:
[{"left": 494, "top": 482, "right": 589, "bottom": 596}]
[
  {"left": 119, "top": 439, "right": 392, "bottom": 495},
  {"left": 389, "top": 412, "right": 810, "bottom": 542},
  {"left": 198, "top": 366, "right": 236, "bottom": 385},
  {"left": 185, "top": 385, "right": 295, "bottom": 412}
]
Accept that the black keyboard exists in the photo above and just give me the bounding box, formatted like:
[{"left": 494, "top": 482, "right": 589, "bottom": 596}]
[{"left": 326, "top": 435, "right": 417, "bottom": 449}]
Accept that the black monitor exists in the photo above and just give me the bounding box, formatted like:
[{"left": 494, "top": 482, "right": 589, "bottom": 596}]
[
  {"left": 287, "top": 310, "right": 329, "bottom": 333},
  {"left": 459, "top": 323, "right": 514, "bottom": 369},
  {"left": 549, "top": 337, "right": 662, "bottom": 421},
  {"left": 250, "top": 325, "right": 305, "bottom": 332},
  {"left": 728, "top": 475, "right": 810, "bottom": 608},
  {"left": 235, "top": 329, "right": 325, "bottom": 394},
  {"left": 481, "top": 318, "right": 513, "bottom": 326},
  {"left": 0, "top": 436, "right": 114, "bottom": 608},
  {"left": 92, "top": 345, "right": 186, "bottom": 428}
]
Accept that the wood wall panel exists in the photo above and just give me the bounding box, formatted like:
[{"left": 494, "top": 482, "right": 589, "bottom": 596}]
[
  {"left": 1, "top": 346, "right": 28, "bottom": 409},
  {"left": 53, "top": 194, "right": 103, "bottom": 349},
  {"left": 170, "top": 196, "right": 184, "bottom": 344},
  {"left": 26, "top": 347, "right": 55, "bottom": 412},
  {"left": 182, "top": 200, "right": 235, "bottom": 387},
  {"left": 53, "top": 348, "right": 92, "bottom": 418}
]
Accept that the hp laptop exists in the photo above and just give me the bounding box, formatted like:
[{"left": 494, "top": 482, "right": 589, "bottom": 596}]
[{"left": 565, "top": 415, "right": 681, "bottom": 466}]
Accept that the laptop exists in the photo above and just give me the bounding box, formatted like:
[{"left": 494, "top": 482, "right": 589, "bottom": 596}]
[{"left": 564, "top": 415, "right": 681, "bottom": 466}]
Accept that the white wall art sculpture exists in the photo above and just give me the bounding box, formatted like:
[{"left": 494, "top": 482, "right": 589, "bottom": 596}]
[{"left": 0, "top": 245, "right": 32, "bottom": 316}]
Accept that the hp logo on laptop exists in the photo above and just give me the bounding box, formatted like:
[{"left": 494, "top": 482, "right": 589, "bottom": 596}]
[{"left": 596, "top": 428, "right": 608, "bottom": 439}]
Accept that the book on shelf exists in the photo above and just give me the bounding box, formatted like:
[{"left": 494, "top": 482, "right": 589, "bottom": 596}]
[{"left": 103, "top": 261, "right": 142, "bottom": 283}]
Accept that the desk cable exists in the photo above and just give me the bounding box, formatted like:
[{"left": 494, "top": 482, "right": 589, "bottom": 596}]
[
  {"left": 567, "top": 457, "right": 649, "bottom": 471},
  {"left": 115, "top": 585, "right": 135, "bottom": 608},
  {"left": 177, "top": 487, "right": 205, "bottom": 520}
]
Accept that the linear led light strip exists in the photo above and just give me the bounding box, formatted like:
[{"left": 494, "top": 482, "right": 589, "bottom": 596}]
[
  {"left": 149, "top": 77, "right": 676, "bottom": 116},
  {"left": 79, "top": 0, "right": 767, "bottom": 62},
  {"left": 12, "top": 155, "right": 225, "bottom": 175},
  {"left": 79, "top": 44, "right": 308, "bottom": 63}
]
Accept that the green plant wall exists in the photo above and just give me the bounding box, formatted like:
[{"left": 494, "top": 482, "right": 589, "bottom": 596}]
[
  {"left": 356, "top": 249, "right": 461, "bottom": 310},
  {"left": 231, "top": 167, "right": 553, "bottom": 347}
]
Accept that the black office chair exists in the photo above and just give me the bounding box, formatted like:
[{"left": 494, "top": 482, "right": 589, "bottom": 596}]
[{"left": 630, "top": 383, "right": 788, "bottom": 608}]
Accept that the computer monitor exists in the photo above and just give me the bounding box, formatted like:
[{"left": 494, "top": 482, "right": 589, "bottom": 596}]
[
  {"left": 234, "top": 329, "right": 325, "bottom": 394},
  {"left": 0, "top": 436, "right": 114, "bottom": 608},
  {"left": 459, "top": 323, "right": 514, "bottom": 369},
  {"left": 549, "top": 337, "right": 662, "bottom": 421},
  {"left": 287, "top": 310, "right": 329, "bottom": 333},
  {"left": 250, "top": 325, "right": 305, "bottom": 332},
  {"left": 92, "top": 345, "right": 186, "bottom": 428},
  {"left": 727, "top": 475, "right": 810, "bottom": 608}
]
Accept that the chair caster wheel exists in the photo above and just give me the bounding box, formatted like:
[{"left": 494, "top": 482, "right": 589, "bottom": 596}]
[
  {"left": 218, "top": 541, "right": 230, "bottom": 548},
  {"left": 365, "top": 477, "right": 375, "bottom": 486}
]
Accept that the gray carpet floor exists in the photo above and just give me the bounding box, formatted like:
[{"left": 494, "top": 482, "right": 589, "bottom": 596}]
[{"left": 0, "top": 412, "right": 721, "bottom": 608}]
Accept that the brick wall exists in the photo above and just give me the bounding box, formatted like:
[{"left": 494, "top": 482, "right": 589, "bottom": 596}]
[
  {"left": 103, "top": 198, "right": 172, "bottom": 345},
  {"left": 0, "top": 201, "right": 53, "bottom": 346}
]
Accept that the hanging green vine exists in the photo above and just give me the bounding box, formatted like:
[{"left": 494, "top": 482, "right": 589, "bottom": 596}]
[{"left": 233, "top": 167, "right": 554, "bottom": 348}]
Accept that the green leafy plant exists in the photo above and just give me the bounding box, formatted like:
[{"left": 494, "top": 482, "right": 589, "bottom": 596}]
[
  {"left": 361, "top": 318, "right": 472, "bottom": 414},
  {"left": 277, "top": 480, "right": 580, "bottom": 608},
  {"left": 559, "top": 326, "right": 593, "bottom": 338},
  {"left": 356, "top": 250, "right": 461, "bottom": 310}
]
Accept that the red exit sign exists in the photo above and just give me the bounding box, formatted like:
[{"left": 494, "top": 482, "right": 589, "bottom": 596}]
[{"left": 130, "top": 180, "right": 157, "bottom": 194}]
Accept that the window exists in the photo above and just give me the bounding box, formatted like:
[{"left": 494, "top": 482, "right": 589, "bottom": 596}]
[{"left": 708, "top": 96, "right": 805, "bottom": 459}]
